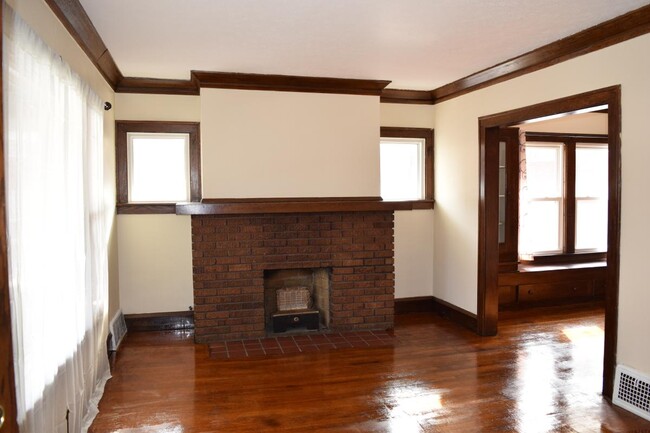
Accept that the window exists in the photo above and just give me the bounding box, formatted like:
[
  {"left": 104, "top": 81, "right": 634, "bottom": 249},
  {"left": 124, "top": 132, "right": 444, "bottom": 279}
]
[
  {"left": 116, "top": 121, "right": 201, "bottom": 213},
  {"left": 575, "top": 144, "right": 608, "bottom": 250},
  {"left": 380, "top": 138, "right": 424, "bottom": 200},
  {"left": 525, "top": 143, "right": 564, "bottom": 253},
  {"left": 379, "top": 127, "right": 434, "bottom": 204},
  {"left": 128, "top": 133, "right": 190, "bottom": 203},
  {"left": 520, "top": 133, "right": 608, "bottom": 259}
]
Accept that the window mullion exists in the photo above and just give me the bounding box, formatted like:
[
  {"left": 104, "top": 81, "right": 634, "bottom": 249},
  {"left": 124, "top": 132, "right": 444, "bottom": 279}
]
[{"left": 564, "top": 140, "right": 576, "bottom": 254}]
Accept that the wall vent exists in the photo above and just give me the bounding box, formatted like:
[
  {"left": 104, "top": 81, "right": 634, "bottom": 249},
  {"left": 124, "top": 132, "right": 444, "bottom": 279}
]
[
  {"left": 109, "top": 309, "right": 127, "bottom": 351},
  {"left": 613, "top": 364, "right": 650, "bottom": 421}
]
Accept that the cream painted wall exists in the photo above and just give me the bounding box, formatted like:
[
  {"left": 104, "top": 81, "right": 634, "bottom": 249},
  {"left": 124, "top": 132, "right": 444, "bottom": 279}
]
[
  {"left": 393, "top": 211, "right": 434, "bottom": 298},
  {"left": 117, "top": 215, "right": 194, "bottom": 314},
  {"left": 381, "top": 103, "right": 436, "bottom": 129},
  {"left": 380, "top": 103, "right": 435, "bottom": 299},
  {"left": 433, "top": 34, "right": 650, "bottom": 374},
  {"left": 115, "top": 93, "right": 435, "bottom": 311},
  {"left": 115, "top": 93, "right": 200, "bottom": 121},
  {"left": 201, "top": 89, "right": 380, "bottom": 198},
  {"left": 114, "top": 94, "right": 200, "bottom": 314},
  {"left": 7, "top": 0, "right": 120, "bottom": 319}
]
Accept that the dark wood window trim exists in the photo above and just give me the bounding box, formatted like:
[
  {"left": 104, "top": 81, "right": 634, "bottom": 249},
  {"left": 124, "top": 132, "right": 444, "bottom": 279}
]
[
  {"left": 379, "top": 127, "right": 434, "bottom": 209},
  {"left": 116, "top": 121, "right": 201, "bottom": 214},
  {"left": 524, "top": 132, "right": 608, "bottom": 264}
]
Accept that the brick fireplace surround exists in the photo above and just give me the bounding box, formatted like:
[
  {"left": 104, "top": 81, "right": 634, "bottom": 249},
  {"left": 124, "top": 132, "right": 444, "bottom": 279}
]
[{"left": 190, "top": 211, "right": 395, "bottom": 343}]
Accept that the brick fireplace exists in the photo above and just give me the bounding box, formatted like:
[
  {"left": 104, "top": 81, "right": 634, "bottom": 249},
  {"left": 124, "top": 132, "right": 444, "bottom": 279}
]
[{"left": 190, "top": 211, "right": 395, "bottom": 343}]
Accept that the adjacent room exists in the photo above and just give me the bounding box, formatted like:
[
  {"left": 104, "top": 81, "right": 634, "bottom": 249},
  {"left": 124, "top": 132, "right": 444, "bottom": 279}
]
[{"left": 1, "top": 1, "right": 650, "bottom": 432}]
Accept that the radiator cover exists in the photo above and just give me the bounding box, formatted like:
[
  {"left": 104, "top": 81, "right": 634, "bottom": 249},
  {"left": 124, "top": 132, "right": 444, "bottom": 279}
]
[
  {"left": 109, "top": 309, "right": 127, "bottom": 351},
  {"left": 613, "top": 364, "right": 650, "bottom": 421}
]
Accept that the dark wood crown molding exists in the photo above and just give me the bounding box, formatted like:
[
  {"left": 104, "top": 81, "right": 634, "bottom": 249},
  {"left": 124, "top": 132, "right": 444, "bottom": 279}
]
[
  {"left": 45, "top": 0, "right": 650, "bottom": 102},
  {"left": 190, "top": 71, "right": 391, "bottom": 96},
  {"left": 431, "top": 4, "right": 650, "bottom": 104},
  {"left": 116, "top": 77, "right": 199, "bottom": 95},
  {"left": 117, "top": 72, "right": 390, "bottom": 97},
  {"left": 380, "top": 89, "right": 434, "bottom": 105},
  {"left": 44, "top": 0, "right": 123, "bottom": 89}
]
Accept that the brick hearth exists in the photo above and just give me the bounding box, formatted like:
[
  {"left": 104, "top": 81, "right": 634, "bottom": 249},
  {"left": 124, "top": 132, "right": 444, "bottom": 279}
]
[{"left": 190, "top": 211, "right": 395, "bottom": 343}]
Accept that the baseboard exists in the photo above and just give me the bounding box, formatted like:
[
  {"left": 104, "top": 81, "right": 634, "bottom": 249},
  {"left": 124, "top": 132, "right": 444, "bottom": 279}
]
[
  {"left": 395, "top": 296, "right": 478, "bottom": 333},
  {"left": 395, "top": 296, "right": 436, "bottom": 314},
  {"left": 432, "top": 296, "right": 478, "bottom": 333},
  {"left": 124, "top": 310, "right": 195, "bottom": 332}
]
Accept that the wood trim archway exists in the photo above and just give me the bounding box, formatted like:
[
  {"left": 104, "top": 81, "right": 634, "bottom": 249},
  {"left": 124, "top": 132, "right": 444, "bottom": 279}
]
[{"left": 477, "top": 86, "right": 622, "bottom": 399}]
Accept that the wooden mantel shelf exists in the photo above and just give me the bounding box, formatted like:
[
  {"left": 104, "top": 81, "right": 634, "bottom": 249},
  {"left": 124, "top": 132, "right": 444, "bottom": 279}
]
[{"left": 175, "top": 197, "right": 433, "bottom": 215}]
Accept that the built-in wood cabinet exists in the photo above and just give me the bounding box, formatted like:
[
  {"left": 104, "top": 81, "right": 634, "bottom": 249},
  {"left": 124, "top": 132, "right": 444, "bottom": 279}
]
[{"left": 498, "top": 264, "right": 606, "bottom": 308}]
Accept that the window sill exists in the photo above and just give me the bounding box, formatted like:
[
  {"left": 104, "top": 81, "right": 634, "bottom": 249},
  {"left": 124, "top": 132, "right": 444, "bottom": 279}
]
[
  {"left": 386, "top": 199, "right": 435, "bottom": 210},
  {"left": 117, "top": 203, "right": 179, "bottom": 214},
  {"left": 520, "top": 252, "right": 606, "bottom": 266}
]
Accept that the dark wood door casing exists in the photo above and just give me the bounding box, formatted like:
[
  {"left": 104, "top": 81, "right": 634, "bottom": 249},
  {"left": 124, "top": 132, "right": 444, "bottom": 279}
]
[
  {"left": 497, "top": 128, "right": 520, "bottom": 272},
  {"left": 478, "top": 86, "right": 621, "bottom": 399}
]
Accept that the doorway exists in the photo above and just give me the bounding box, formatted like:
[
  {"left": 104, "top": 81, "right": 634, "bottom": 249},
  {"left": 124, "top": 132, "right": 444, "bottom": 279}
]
[{"left": 477, "top": 86, "right": 621, "bottom": 398}]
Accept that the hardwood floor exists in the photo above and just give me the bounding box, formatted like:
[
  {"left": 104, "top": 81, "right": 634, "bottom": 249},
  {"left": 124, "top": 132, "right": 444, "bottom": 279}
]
[{"left": 90, "top": 304, "right": 650, "bottom": 432}]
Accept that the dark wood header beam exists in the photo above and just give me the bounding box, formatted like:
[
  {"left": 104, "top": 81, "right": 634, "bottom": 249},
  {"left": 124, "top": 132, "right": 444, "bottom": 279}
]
[
  {"left": 191, "top": 71, "right": 391, "bottom": 96},
  {"left": 176, "top": 197, "right": 426, "bottom": 215}
]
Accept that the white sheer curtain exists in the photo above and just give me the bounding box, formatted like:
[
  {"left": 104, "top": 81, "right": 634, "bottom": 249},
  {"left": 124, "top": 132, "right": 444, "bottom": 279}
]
[
  {"left": 518, "top": 130, "right": 532, "bottom": 259},
  {"left": 3, "top": 3, "right": 111, "bottom": 432}
]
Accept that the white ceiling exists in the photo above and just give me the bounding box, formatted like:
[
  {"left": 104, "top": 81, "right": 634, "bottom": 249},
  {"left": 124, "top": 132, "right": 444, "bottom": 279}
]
[{"left": 79, "top": 0, "right": 650, "bottom": 90}]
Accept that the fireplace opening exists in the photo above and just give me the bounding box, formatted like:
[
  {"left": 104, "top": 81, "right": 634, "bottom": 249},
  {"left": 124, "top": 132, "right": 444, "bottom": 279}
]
[{"left": 264, "top": 268, "right": 331, "bottom": 335}]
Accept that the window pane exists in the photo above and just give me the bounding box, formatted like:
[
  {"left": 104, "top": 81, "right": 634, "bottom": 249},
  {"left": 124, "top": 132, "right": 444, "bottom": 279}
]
[
  {"left": 129, "top": 134, "right": 190, "bottom": 203},
  {"left": 576, "top": 145, "right": 608, "bottom": 198},
  {"left": 526, "top": 144, "right": 563, "bottom": 198},
  {"left": 380, "top": 139, "right": 424, "bottom": 201},
  {"left": 576, "top": 199, "right": 608, "bottom": 251},
  {"left": 524, "top": 200, "right": 562, "bottom": 253},
  {"left": 498, "top": 196, "right": 506, "bottom": 243},
  {"left": 498, "top": 142, "right": 506, "bottom": 243}
]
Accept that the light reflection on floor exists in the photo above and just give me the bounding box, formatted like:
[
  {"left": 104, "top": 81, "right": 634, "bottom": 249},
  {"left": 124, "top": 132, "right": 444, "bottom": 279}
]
[
  {"left": 112, "top": 423, "right": 183, "bottom": 433},
  {"left": 383, "top": 382, "right": 446, "bottom": 432},
  {"left": 562, "top": 325, "right": 604, "bottom": 343},
  {"left": 510, "top": 324, "right": 605, "bottom": 433}
]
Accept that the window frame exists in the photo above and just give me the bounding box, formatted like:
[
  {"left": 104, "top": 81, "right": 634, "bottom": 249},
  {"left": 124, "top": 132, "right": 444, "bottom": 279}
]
[
  {"left": 523, "top": 132, "right": 608, "bottom": 263},
  {"left": 116, "top": 121, "right": 201, "bottom": 214},
  {"left": 379, "top": 127, "right": 434, "bottom": 208}
]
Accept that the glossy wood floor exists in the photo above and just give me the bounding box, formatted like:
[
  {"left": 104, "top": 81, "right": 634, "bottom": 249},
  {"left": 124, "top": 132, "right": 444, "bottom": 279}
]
[{"left": 90, "top": 304, "right": 650, "bottom": 432}]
